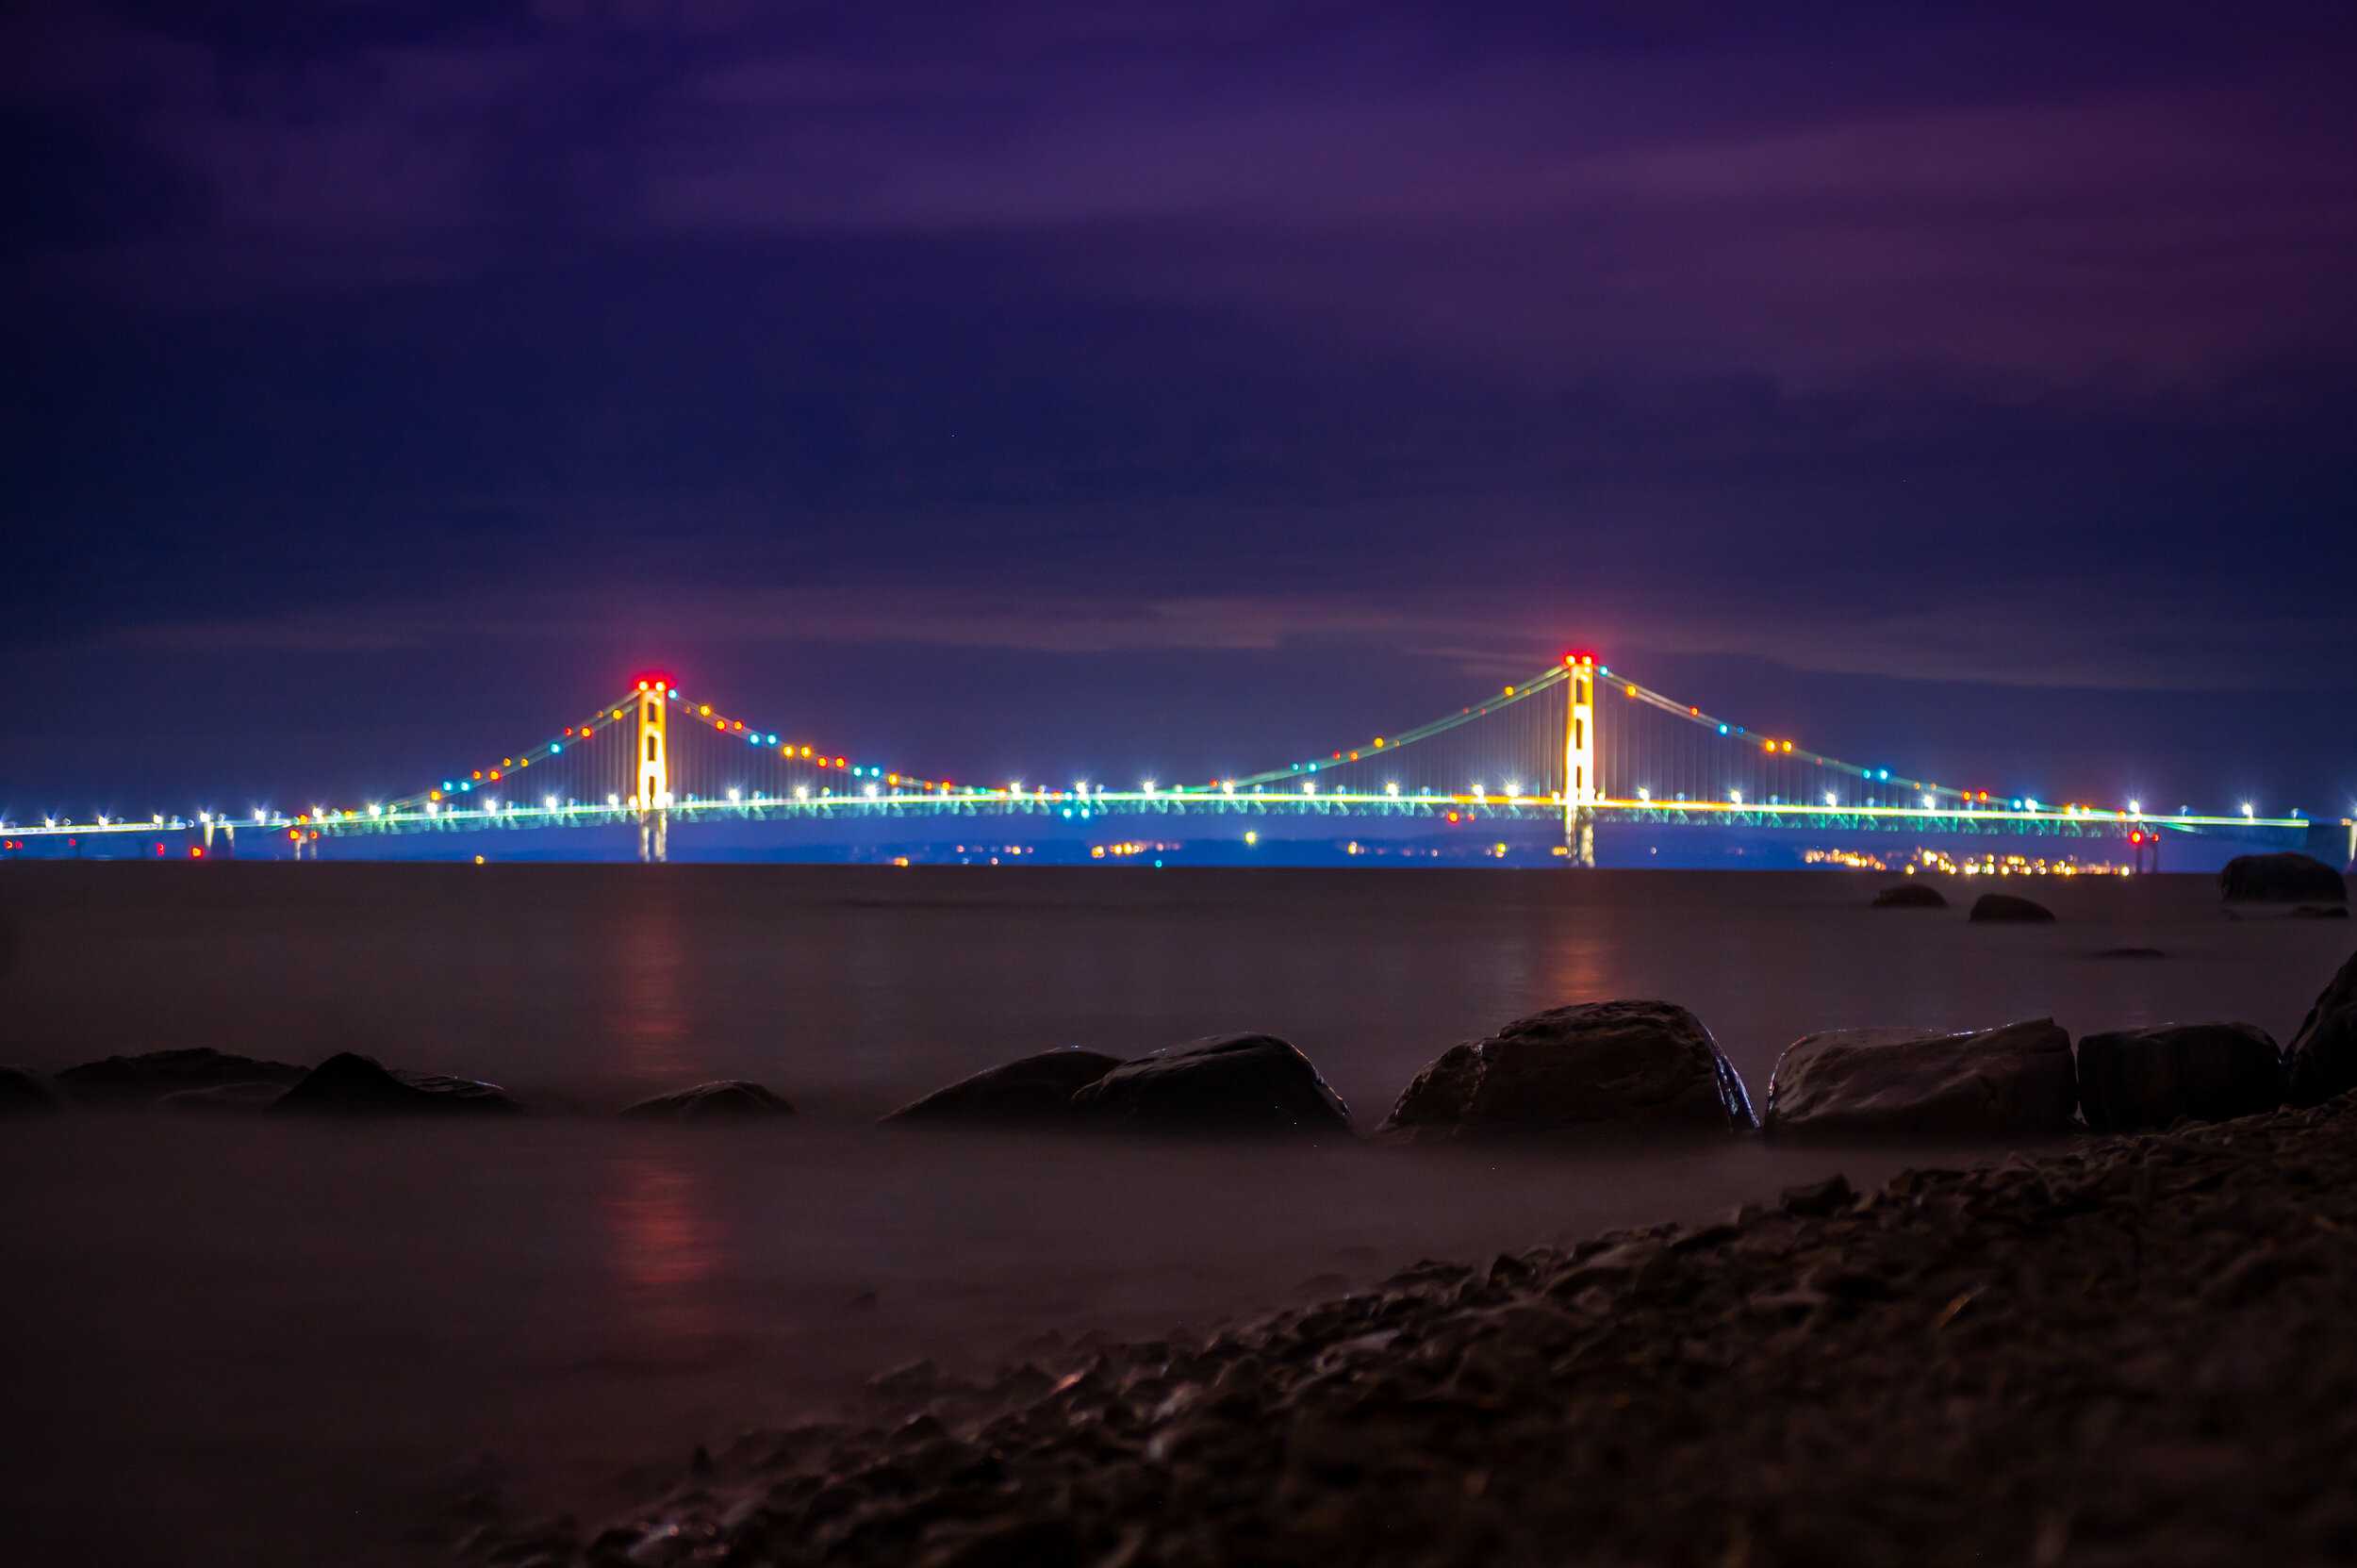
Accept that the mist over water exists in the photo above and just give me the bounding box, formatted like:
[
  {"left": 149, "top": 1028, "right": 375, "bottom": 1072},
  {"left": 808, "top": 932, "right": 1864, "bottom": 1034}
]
[{"left": 1, "top": 865, "right": 2348, "bottom": 1565}]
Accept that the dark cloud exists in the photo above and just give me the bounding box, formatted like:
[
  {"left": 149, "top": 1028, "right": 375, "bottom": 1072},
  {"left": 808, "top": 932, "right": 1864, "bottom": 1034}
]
[{"left": 1, "top": 1, "right": 2353, "bottom": 817}]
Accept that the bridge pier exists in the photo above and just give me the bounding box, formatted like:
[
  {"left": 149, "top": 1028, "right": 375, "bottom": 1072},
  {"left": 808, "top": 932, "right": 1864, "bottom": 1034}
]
[{"left": 1564, "top": 653, "right": 1596, "bottom": 867}]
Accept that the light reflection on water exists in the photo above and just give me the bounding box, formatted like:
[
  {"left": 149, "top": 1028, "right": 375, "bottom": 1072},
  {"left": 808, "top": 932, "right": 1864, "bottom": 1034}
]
[{"left": 605, "top": 1147, "right": 726, "bottom": 1338}]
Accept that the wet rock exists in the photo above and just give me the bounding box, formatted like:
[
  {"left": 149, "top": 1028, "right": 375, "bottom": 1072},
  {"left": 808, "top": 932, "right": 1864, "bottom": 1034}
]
[
  {"left": 0, "top": 1065, "right": 71, "bottom": 1114},
  {"left": 1764, "top": 1018, "right": 2076, "bottom": 1138},
  {"left": 57, "top": 1047, "right": 307, "bottom": 1109},
  {"left": 2219, "top": 851, "right": 2346, "bottom": 904},
  {"left": 879, "top": 1049, "right": 1123, "bottom": 1127},
  {"left": 1871, "top": 883, "right": 1948, "bottom": 909},
  {"left": 1376, "top": 999, "right": 1755, "bottom": 1141},
  {"left": 1067, "top": 1034, "right": 1350, "bottom": 1136},
  {"left": 1969, "top": 893, "right": 2055, "bottom": 923},
  {"left": 2292, "top": 904, "right": 2349, "bottom": 920},
  {"left": 153, "top": 1081, "right": 292, "bottom": 1114},
  {"left": 618, "top": 1081, "right": 797, "bottom": 1122},
  {"left": 2075, "top": 1022, "right": 2284, "bottom": 1132},
  {"left": 268, "top": 1051, "right": 523, "bottom": 1116},
  {"left": 2285, "top": 947, "right": 2357, "bottom": 1108},
  {"left": 915, "top": 1516, "right": 1081, "bottom": 1568}
]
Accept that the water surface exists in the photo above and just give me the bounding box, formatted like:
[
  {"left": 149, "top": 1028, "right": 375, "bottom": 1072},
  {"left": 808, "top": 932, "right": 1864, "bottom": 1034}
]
[{"left": 1, "top": 864, "right": 2345, "bottom": 1565}]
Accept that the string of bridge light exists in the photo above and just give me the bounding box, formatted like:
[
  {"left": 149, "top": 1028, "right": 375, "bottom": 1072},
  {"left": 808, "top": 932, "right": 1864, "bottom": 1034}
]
[{"left": 367, "top": 681, "right": 959, "bottom": 820}]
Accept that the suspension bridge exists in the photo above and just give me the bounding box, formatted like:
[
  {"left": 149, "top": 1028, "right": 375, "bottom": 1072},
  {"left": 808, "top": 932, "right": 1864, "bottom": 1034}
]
[{"left": 5, "top": 657, "right": 2346, "bottom": 871}]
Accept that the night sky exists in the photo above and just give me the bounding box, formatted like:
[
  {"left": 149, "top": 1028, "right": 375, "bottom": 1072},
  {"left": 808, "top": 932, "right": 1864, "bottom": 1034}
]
[{"left": 5, "top": 2, "right": 2354, "bottom": 824}]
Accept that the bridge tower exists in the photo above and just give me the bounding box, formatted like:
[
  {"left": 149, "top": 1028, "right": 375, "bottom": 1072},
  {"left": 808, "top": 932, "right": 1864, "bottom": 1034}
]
[
  {"left": 635, "top": 677, "right": 669, "bottom": 863},
  {"left": 1565, "top": 653, "right": 1596, "bottom": 867}
]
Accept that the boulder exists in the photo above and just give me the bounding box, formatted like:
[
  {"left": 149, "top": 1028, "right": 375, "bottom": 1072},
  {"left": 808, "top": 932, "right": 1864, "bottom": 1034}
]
[
  {"left": 0, "top": 1065, "right": 71, "bottom": 1114},
  {"left": 268, "top": 1051, "right": 523, "bottom": 1116},
  {"left": 880, "top": 1050, "right": 1123, "bottom": 1127},
  {"left": 1375, "top": 1000, "right": 1755, "bottom": 1142},
  {"left": 1871, "top": 883, "right": 1948, "bottom": 909},
  {"left": 2286, "top": 948, "right": 2357, "bottom": 1108},
  {"left": 1763, "top": 1019, "right": 2075, "bottom": 1139},
  {"left": 58, "top": 1047, "right": 307, "bottom": 1110},
  {"left": 153, "top": 1081, "right": 291, "bottom": 1114},
  {"left": 1067, "top": 1034, "right": 1350, "bottom": 1136},
  {"left": 2219, "top": 851, "right": 2346, "bottom": 905},
  {"left": 1969, "top": 893, "right": 2054, "bottom": 924},
  {"left": 2075, "top": 1022, "right": 2285, "bottom": 1132},
  {"left": 618, "top": 1080, "right": 797, "bottom": 1122}
]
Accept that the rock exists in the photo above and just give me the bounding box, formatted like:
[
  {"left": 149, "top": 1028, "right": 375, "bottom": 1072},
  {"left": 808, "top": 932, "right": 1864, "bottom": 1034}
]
[
  {"left": 2292, "top": 904, "right": 2349, "bottom": 920},
  {"left": 2075, "top": 1022, "right": 2285, "bottom": 1132},
  {"left": 2087, "top": 947, "right": 2166, "bottom": 960},
  {"left": 268, "top": 1051, "right": 523, "bottom": 1116},
  {"left": 1969, "top": 893, "right": 2054, "bottom": 923},
  {"left": 1763, "top": 1019, "right": 2076, "bottom": 1138},
  {"left": 2219, "top": 851, "right": 2346, "bottom": 904},
  {"left": 1067, "top": 1034, "right": 1350, "bottom": 1136},
  {"left": 880, "top": 1050, "right": 1123, "bottom": 1126},
  {"left": 1871, "top": 883, "right": 1947, "bottom": 909},
  {"left": 152, "top": 1081, "right": 291, "bottom": 1114},
  {"left": 0, "top": 1065, "right": 72, "bottom": 1114},
  {"left": 57, "top": 1047, "right": 307, "bottom": 1110},
  {"left": 2286, "top": 948, "right": 2357, "bottom": 1108},
  {"left": 1375, "top": 1000, "right": 1755, "bottom": 1141},
  {"left": 618, "top": 1080, "right": 797, "bottom": 1121}
]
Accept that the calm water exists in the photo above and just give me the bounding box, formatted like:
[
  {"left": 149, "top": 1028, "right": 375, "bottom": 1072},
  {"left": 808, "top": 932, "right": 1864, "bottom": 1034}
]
[{"left": 1, "top": 864, "right": 2348, "bottom": 1566}]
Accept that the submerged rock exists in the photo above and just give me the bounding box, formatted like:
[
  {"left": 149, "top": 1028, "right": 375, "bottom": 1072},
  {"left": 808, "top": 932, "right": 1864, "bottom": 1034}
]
[
  {"left": 1067, "top": 1034, "right": 1350, "bottom": 1136},
  {"left": 618, "top": 1081, "right": 797, "bottom": 1122},
  {"left": 880, "top": 1050, "right": 1122, "bottom": 1127},
  {"left": 1871, "top": 883, "right": 1947, "bottom": 909},
  {"left": 2219, "top": 851, "right": 2346, "bottom": 904},
  {"left": 57, "top": 1047, "right": 307, "bottom": 1110},
  {"left": 2286, "top": 947, "right": 2357, "bottom": 1108},
  {"left": 153, "top": 1081, "right": 291, "bottom": 1114},
  {"left": 1764, "top": 1019, "right": 2076, "bottom": 1138},
  {"left": 268, "top": 1051, "right": 523, "bottom": 1116},
  {"left": 2076, "top": 1022, "right": 2284, "bottom": 1132},
  {"left": 1376, "top": 999, "right": 1755, "bottom": 1142},
  {"left": 1969, "top": 893, "right": 2055, "bottom": 924},
  {"left": 0, "top": 1065, "right": 71, "bottom": 1114}
]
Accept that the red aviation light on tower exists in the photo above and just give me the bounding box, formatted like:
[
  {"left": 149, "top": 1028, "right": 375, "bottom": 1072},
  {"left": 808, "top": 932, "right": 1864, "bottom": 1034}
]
[
  {"left": 632, "top": 670, "right": 673, "bottom": 693},
  {"left": 1563, "top": 650, "right": 1596, "bottom": 667}
]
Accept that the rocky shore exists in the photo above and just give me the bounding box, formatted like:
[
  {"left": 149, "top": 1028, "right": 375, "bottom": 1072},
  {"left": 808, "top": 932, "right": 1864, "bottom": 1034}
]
[{"left": 440, "top": 1087, "right": 2357, "bottom": 1568}]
